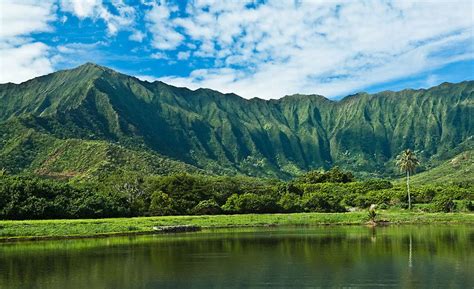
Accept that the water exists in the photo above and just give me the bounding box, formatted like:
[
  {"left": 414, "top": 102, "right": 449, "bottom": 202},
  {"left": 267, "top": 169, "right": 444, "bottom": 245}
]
[{"left": 0, "top": 225, "right": 472, "bottom": 289}]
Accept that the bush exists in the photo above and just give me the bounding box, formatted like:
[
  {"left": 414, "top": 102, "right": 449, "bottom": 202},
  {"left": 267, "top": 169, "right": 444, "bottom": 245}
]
[
  {"left": 301, "top": 192, "right": 345, "bottom": 212},
  {"left": 149, "top": 191, "right": 175, "bottom": 216},
  {"left": 411, "top": 186, "right": 437, "bottom": 203},
  {"left": 221, "top": 193, "right": 278, "bottom": 214},
  {"left": 221, "top": 194, "right": 241, "bottom": 213},
  {"left": 278, "top": 192, "right": 301, "bottom": 212},
  {"left": 455, "top": 200, "right": 474, "bottom": 212},
  {"left": 297, "top": 167, "right": 354, "bottom": 184},
  {"left": 192, "top": 199, "right": 222, "bottom": 215},
  {"left": 361, "top": 179, "right": 393, "bottom": 191},
  {"left": 368, "top": 205, "right": 377, "bottom": 222},
  {"left": 431, "top": 194, "right": 455, "bottom": 212}
]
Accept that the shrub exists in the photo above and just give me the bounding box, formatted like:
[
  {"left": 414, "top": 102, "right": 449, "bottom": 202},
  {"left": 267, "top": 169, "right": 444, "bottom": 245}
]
[
  {"left": 361, "top": 179, "right": 393, "bottom": 191},
  {"left": 221, "top": 193, "right": 278, "bottom": 214},
  {"left": 149, "top": 191, "right": 175, "bottom": 216},
  {"left": 278, "top": 192, "right": 301, "bottom": 212},
  {"left": 431, "top": 194, "right": 455, "bottom": 212},
  {"left": 353, "top": 195, "right": 371, "bottom": 208},
  {"left": 192, "top": 199, "right": 222, "bottom": 215},
  {"left": 221, "top": 194, "right": 241, "bottom": 213},
  {"left": 411, "top": 186, "right": 437, "bottom": 203},
  {"left": 301, "top": 192, "right": 345, "bottom": 212},
  {"left": 368, "top": 204, "right": 377, "bottom": 222},
  {"left": 455, "top": 200, "right": 474, "bottom": 212},
  {"left": 297, "top": 167, "right": 354, "bottom": 184}
]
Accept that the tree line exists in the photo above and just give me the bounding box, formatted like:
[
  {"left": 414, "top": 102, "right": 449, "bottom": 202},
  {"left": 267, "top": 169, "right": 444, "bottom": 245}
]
[{"left": 0, "top": 167, "right": 472, "bottom": 220}]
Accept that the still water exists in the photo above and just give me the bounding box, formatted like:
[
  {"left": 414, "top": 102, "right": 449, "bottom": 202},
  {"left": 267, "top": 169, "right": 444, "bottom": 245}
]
[{"left": 0, "top": 225, "right": 472, "bottom": 289}]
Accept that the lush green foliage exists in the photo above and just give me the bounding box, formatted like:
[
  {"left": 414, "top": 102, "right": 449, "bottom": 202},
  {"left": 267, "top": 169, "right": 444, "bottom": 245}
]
[
  {"left": 0, "top": 176, "right": 130, "bottom": 219},
  {"left": 0, "top": 167, "right": 472, "bottom": 220},
  {"left": 297, "top": 167, "right": 354, "bottom": 183},
  {"left": 407, "top": 150, "right": 473, "bottom": 185},
  {"left": 0, "top": 63, "right": 472, "bottom": 179}
]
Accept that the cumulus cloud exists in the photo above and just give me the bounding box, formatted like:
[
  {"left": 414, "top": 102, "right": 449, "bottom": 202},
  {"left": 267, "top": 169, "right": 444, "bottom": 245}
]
[
  {"left": 150, "top": 0, "right": 474, "bottom": 99},
  {"left": 0, "top": 0, "right": 56, "bottom": 83},
  {"left": 177, "top": 51, "right": 191, "bottom": 60},
  {"left": 129, "top": 30, "right": 146, "bottom": 42},
  {"left": 60, "top": 0, "right": 136, "bottom": 36},
  {"left": 2, "top": 0, "right": 472, "bottom": 98},
  {"left": 145, "top": 1, "right": 183, "bottom": 50},
  {"left": 150, "top": 52, "right": 167, "bottom": 59},
  {"left": 1, "top": 42, "right": 53, "bottom": 84}
]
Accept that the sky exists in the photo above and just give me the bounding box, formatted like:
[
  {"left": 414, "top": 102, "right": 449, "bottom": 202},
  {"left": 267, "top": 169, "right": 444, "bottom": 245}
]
[{"left": 0, "top": 0, "right": 473, "bottom": 100}]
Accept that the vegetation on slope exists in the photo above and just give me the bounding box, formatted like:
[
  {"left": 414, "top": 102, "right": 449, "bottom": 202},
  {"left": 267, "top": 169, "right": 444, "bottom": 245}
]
[
  {"left": 0, "top": 118, "right": 202, "bottom": 179},
  {"left": 407, "top": 150, "right": 473, "bottom": 185},
  {"left": 1, "top": 63, "right": 472, "bottom": 178}
]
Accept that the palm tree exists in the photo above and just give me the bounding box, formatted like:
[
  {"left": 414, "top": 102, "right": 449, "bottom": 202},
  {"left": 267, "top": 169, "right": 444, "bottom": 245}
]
[{"left": 396, "top": 149, "right": 420, "bottom": 210}]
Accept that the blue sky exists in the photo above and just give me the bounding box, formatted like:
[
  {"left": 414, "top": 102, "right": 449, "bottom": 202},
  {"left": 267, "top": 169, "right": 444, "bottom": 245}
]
[{"left": 1, "top": 0, "right": 473, "bottom": 99}]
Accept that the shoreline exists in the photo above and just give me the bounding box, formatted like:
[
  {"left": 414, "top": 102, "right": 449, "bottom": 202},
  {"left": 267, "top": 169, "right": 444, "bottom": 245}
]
[{"left": 1, "top": 211, "right": 473, "bottom": 242}]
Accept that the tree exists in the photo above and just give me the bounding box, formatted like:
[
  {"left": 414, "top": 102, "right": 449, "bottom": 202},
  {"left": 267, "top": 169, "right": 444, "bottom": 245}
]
[
  {"left": 396, "top": 149, "right": 420, "bottom": 210},
  {"left": 192, "top": 199, "right": 221, "bottom": 215},
  {"left": 149, "top": 191, "right": 175, "bottom": 216},
  {"left": 297, "top": 167, "right": 354, "bottom": 184}
]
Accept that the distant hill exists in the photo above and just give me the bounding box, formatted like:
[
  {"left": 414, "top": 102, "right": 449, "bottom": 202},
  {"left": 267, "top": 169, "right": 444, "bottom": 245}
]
[
  {"left": 0, "top": 118, "right": 202, "bottom": 180},
  {"left": 406, "top": 150, "right": 474, "bottom": 185},
  {"left": 0, "top": 63, "right": 472, "bottom": 179}
]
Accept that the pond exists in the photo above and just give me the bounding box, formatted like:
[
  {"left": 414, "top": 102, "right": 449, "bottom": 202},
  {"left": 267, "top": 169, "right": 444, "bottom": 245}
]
[{"left": 0, "top": 225, "right": 472, "bottom": 288}]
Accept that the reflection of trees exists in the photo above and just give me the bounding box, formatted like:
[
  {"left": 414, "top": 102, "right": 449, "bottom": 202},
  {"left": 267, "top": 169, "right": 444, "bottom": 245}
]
[
  {"left": 409, "top": 233, "right": 413, "bottom": 268},
  {"left": 0, "top": 226, "right": 472, "bottom": 288}
]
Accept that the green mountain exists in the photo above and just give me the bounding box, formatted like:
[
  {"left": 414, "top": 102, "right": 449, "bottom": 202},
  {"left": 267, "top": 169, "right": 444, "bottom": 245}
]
[{"left": 0, "top": 63, "right": 472, "bottom": 179}]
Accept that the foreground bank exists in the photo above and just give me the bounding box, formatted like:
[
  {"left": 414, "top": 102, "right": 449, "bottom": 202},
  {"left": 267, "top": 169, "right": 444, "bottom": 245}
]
[{"left": 1, "top": 211, "right": 473, "bottom": 241}]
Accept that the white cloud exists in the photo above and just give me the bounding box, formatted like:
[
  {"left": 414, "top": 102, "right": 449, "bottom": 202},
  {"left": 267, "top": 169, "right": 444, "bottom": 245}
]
[
  {"left": 0, "top": 0, "right": 56, "bottom": 38},
  {"left": 0, "top": 0, "right": 56, "bottom": 83},
  {"left": 135, "top": 74, "right": 158, "bottom": 82},
  {"left": 60, "top": 0, "right": 136, "bottom": 36},
  {"left": 129, "top": 30, "right": 146, "bottom": 42},
  {"left": 148, "top": 0, "right": 474, "bottom": 99},
  {"left": 52, "top": 41, "right": 109, "bottom": 67},
  {"left": 151, "top": 52, "right": 167, "bottom": 59},
  {"left": 59, "top": 0, "right": 100, "bottom": 18},
  {"left": 145, "top": 2, "right": 184, "bottom": 50},
  {"left": 177, "top": 51, "right": 190, "bottom": 60},
  {"left": 2, "top": 0, "right": 472, "bottom": 97},
  {"left": 1, "top": 42, "right": 53, "bottom": 83}
]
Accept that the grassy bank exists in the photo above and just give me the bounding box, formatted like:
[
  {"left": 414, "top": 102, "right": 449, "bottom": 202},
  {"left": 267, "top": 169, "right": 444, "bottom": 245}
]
[{"left": 1, "top": 211, "right": 473, "bottom": 241}]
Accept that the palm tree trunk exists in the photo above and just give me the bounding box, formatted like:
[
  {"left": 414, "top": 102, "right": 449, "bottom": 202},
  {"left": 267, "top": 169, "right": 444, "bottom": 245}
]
[{"left": 407, "top": 170, "right": 411, "bottom": 210}]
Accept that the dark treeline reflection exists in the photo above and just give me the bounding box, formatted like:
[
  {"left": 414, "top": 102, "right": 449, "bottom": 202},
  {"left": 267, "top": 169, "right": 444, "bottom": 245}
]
[{"left": 0, "top": 226, "right": 473, "bottom": 289}]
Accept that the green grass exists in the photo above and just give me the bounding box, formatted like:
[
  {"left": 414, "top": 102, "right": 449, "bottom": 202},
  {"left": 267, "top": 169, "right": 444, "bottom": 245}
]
[{"left": 1, "top": 211, "right": 473, "bottom": 241}]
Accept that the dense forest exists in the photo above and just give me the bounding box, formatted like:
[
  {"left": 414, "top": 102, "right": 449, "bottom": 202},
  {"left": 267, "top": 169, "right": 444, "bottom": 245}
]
[{"left": 1, "top": 167, "right": 472, "bottom": 220}]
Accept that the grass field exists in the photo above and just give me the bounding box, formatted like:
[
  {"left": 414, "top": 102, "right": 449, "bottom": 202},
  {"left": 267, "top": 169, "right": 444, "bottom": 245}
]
[{"left": 1, "top": 211, "right": 473, "bottom": 241}]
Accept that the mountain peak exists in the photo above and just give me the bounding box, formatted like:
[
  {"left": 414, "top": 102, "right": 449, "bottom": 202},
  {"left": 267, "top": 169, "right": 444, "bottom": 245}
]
[{"left": 75, "top": 62, "right": 112, "bottom": 73}]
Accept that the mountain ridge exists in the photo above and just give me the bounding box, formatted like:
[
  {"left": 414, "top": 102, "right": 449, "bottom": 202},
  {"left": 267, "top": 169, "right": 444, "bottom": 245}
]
[
  {"left": 6, "top": 62, "right": 468, "bottom": 102},
  {"left": 0, "top": 63, "right": 472, "bottom": 179}
]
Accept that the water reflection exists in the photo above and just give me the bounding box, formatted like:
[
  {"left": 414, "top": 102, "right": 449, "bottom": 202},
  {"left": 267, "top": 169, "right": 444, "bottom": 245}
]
[
  {"left": 0, "top": 225, "right": 472, "bottom": 289},
  {"left": 409, "top": 233, "right": 413, "bottom": 268}
]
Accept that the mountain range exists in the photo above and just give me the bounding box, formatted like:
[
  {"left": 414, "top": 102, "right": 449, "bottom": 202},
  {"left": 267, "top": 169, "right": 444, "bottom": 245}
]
[{"left": 0, "top": 63, "right": 472, "bottom": 179}]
